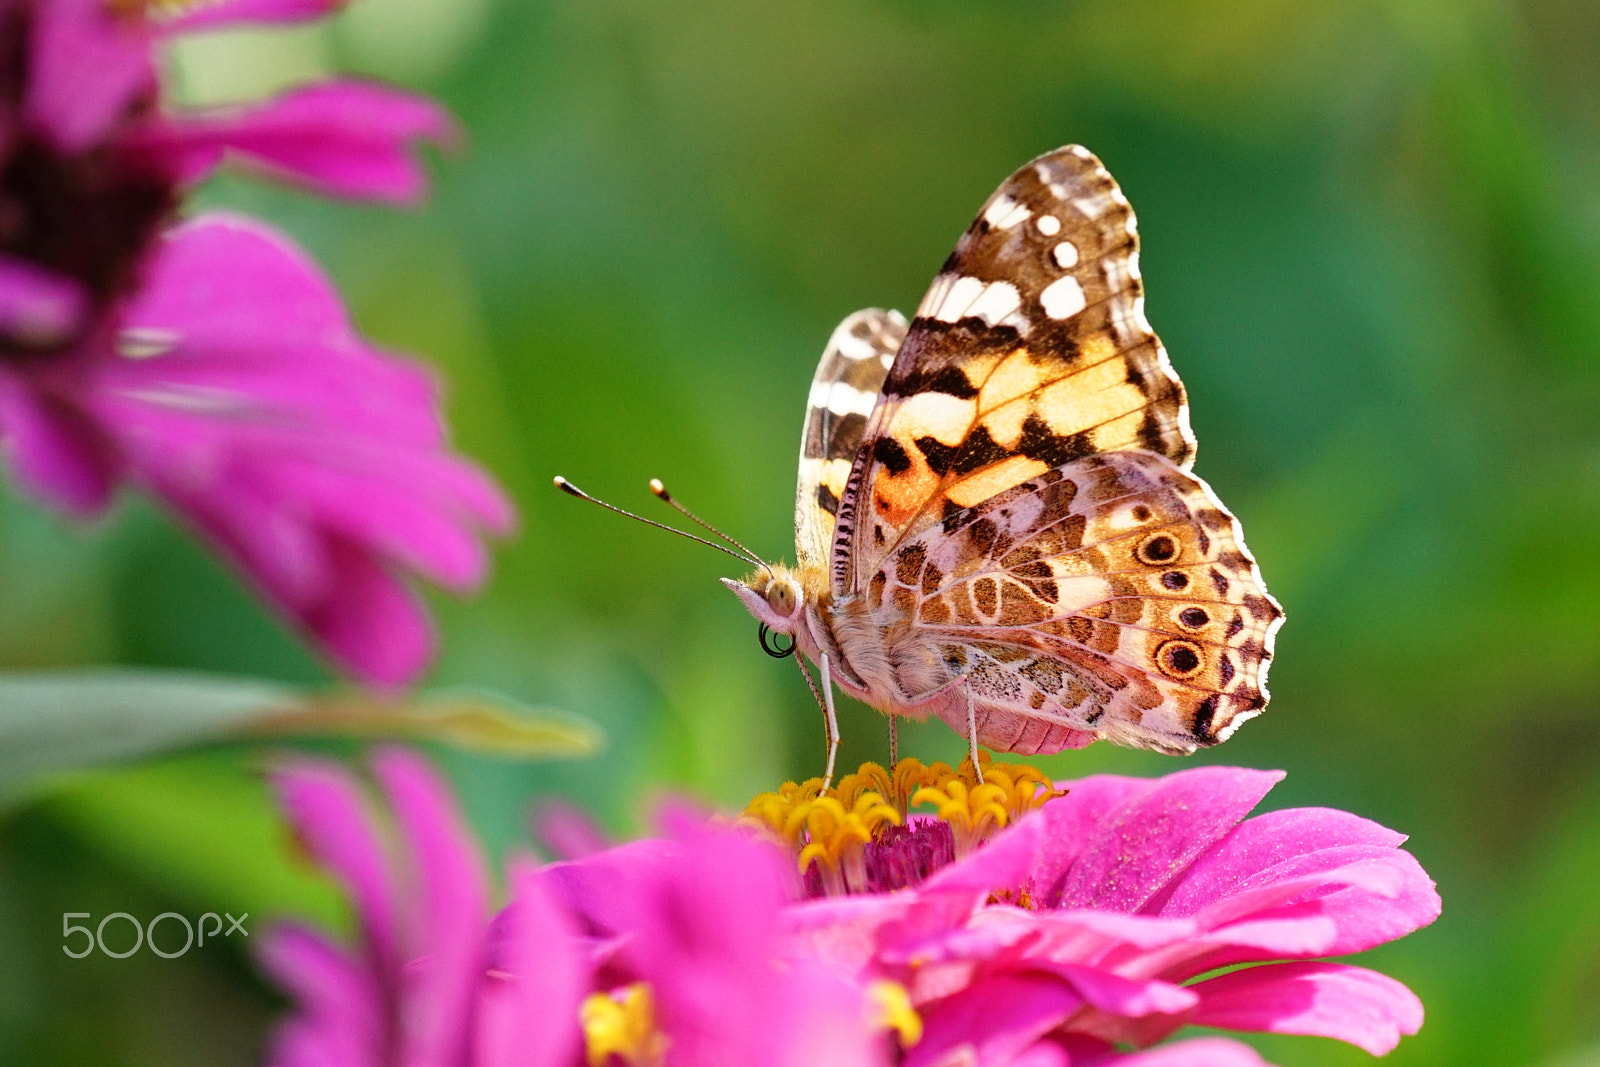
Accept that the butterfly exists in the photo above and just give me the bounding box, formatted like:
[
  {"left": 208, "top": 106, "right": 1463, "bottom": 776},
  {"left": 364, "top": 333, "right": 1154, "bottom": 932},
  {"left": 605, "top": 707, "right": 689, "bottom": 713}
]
[{"left": 723, "top": 145, "right": 1284, "bottom": 776}]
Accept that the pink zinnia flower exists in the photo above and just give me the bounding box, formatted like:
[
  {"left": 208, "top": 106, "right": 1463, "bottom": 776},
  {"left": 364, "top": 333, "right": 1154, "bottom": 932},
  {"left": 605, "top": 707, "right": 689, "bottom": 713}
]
[
  {"left": 0, "top": 0, "right": 512, "bottom": 685},
  {"left": 761, "top": 762, "right": 1441, "bottom": 1066},
  {"left": 263, "top": 749, "right": 890, "bottom": 1067}
]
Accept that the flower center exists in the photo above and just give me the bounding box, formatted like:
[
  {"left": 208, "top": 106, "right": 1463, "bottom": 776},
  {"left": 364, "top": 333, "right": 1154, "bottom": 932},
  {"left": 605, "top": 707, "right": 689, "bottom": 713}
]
[
  {"left": 580, "top": 983, "right": 667, "bottom": 1067},
  {"left": 0, "top": 4, "right": 179, "bottom": 354},
  {"left": 741, "top": 755, "right": 1061, "bottom": 896}
]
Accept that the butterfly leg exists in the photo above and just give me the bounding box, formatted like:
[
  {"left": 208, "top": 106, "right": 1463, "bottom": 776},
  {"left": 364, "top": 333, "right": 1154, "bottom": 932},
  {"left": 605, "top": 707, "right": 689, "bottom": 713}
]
[
  {"left": 820, "top": 652, "right": 841, "bottom": 791},
  {"left": 965, "top": 686, "right": 985, "bottom": 785},
  {"left": 887, "top": 714, "right": 899, "bottom": 770}
]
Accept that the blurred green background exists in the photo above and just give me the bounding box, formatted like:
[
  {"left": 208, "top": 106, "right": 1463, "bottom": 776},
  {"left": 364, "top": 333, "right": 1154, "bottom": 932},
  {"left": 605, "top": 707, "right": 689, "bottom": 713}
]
[{"left": 2, "top": 0, "right": 1599, "bottom": 1062}]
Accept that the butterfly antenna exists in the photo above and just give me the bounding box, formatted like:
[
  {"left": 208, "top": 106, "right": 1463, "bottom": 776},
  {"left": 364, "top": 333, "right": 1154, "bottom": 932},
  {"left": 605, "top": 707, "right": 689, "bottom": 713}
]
[
  {"left": 648, "top": 479, "right": 766, "bottom": 564},
  {"left": 553, "top": 477, "right": 764, "bottom": 569}
]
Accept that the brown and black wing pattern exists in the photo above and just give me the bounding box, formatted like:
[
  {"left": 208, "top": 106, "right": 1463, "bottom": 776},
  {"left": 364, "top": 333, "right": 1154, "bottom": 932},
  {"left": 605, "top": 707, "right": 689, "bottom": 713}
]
[
  {"left": 833, "top": 145, "right": 1195, "bottom": 597},
  {"left": 794, "top": 308, "right": 906, "bottom": 573}
]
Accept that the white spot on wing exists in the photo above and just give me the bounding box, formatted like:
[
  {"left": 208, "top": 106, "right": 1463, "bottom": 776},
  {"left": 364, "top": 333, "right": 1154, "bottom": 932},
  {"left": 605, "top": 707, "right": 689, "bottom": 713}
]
[
  {"left": 1035, "top": 215, "right": 1061, "bottom": 236},
  {"left": 916, "top": 273, "right": 955, "bottom": 319},
  {"left": 810, "top": 378, "right": 878, "bottom": 417},
  {"left": 983, "top": 195, "right": 1032, "bottom": 230},
  {"left": 1039, "top": 276, "right": 1087, "bottom": 320},
  {"left": 931, "top": 275, "right": 986, "bottom": 323},
  {"left": 964, "top": 281, "right": 1022, "bottom": 326},
  {"left": 1052, "top": 241, "right": 1079, "bottom": 269}
]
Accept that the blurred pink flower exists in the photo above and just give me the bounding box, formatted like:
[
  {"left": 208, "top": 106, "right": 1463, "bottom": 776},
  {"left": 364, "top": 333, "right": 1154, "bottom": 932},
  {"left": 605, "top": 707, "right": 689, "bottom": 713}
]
[
  {"left": 264, "top": 749, "right": 887, "bottom": 1067},
  {"left": 783, "top": 765, "right": 1441, "bottom": 1066},
  {"left": 0, "top": 0, "right": 511, "bottom": 685}
]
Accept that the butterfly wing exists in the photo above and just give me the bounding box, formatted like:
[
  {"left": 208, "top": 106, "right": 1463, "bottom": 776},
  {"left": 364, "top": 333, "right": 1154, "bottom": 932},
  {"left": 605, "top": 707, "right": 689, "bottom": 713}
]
[
  {"left": 874, "top": 450, "right": 1282, "bottom": 754},
  {"left": 794, "top": 308, "right": 906, "bottom": 573},
  {"left": 832, "top": 145, "right": 1194, "bottom": 596}
]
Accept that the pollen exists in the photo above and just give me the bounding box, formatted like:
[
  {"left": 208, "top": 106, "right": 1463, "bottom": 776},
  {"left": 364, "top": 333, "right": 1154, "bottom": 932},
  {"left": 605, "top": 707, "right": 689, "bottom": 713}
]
[
  {"left": 580, "top": 982, "right": 667, "bottom": 1067},
  {"left": 740, "top": 757, "right": 1062, "bottom": 895},
  {"left": 867, "top": 980, "right": 923, "bottom": 1047}
]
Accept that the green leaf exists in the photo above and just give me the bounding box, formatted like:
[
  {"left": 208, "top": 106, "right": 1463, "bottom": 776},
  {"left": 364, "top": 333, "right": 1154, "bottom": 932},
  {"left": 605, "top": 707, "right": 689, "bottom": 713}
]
[{"left": 0, "top": 668, "right": 599, "bottom": 803}]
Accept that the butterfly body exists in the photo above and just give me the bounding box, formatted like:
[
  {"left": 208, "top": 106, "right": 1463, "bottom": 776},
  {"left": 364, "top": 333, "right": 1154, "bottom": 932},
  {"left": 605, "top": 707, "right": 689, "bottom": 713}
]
[{"left": 728, "top": 146, "right": 1283, "bottom": 758}]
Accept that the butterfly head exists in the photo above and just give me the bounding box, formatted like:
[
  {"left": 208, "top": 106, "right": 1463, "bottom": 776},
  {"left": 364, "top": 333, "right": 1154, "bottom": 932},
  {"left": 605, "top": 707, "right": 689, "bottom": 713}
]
[{"left": 721, "top": 563, "right": 804, "bottom": 636}]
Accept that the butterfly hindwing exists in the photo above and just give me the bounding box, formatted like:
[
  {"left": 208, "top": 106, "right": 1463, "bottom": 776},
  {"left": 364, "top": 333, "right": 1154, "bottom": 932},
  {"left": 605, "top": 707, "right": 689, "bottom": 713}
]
[
  {"left": 871, "top": 450, "right": 1282, "bottom": 755},
  {"left": 835, "top": 145, "right": 1194, "bottom": 597},
  {"left": 795, "top": 308, "right": 906, "bottom": 572}
]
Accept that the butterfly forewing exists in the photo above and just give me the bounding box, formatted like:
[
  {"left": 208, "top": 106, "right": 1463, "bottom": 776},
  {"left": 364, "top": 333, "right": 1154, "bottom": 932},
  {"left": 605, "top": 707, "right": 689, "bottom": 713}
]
[
  {"left": 794, "top": 309, "right": 906, "bottom": 573},
  {"left": 835, "top": 145, "right": 1194, "bottom": 597}
]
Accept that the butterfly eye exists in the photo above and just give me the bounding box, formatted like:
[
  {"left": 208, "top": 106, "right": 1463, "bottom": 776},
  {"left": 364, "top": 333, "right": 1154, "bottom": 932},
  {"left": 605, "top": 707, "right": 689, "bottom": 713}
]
[{"left": 766, "top": 580, "right": 797, "bottom": 617}]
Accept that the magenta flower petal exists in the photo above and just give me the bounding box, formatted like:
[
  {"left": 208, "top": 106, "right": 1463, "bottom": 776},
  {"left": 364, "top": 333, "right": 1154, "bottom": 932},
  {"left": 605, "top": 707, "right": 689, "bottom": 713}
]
[
  {"left": 24, "top": 0, "right": 156, "bottom": 152},
  {"left": 373, "top": 747, "right": 489, "bottom": 1067},
  {"left": 0, "top": 370, "right": 116, "bottom": 515},
  {"left": 904, "top": 974, "right": 1083, "bottom": 1067},
  {"left": 1031, "top": 962, "right": 1197, "bottom": 1018},
  {"left": 137, "top": 81, "right": 458, "bottom": 204},
  {"left": 1021, "top": 775, "right": 1172, "bottom": 907},
  {"left": 258, "top": 924, "right": 385, "bottom": 1067},
  {"left": 0, "top": 254, "right": 89, "bottom": 346},
  {"left": 1190, "top": 961, "right": 1424, "bottom": 1055},
  {"left": 86, "top": 215, "right": 511, "bottom": 686},
  {"left": 300, "top": 539, "right": 435, "bottom": 691},
  {"left": 475, "top": 861, "right": 587, "bottom": 1067},
  {"left": 1056, "top": 768, "right": 1285, "bottom": 913},
  {"left": 1108, "top": 1036, "right": 1274, "bottom": 1066},
  {"left": 162, "top": 0, "right": 346, "bottom": 32},
  {"left": 270, "top": 759, "right": 399, "bottom": 970}
]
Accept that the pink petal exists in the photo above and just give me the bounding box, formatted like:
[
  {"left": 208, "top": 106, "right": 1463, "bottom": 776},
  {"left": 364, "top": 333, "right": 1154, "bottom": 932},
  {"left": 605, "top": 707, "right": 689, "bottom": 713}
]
[
  {"left": 0, "top": 255, "right": 88, "bottom": 346},
  {"left": 95, "top": 215, "right": 513, "bottom": 686},
  {"left": 904, "top": 974, "right": 1083, "bottom": 1067},
  {"left": 24, "top": 0, "right": 156, "bottom": 151},
  {"left": 119, "top": 215, "right": 360, "bottom": 355},
  {"left": 1029, "top": 962, "right": 1197, "bottom": 1018},
  {"left": 373, "top": 748, "right": 489, "bottom": 1067},
  {"left": 1155, "top": 807, "right": 1406, "bottom": 915},
  {"left": 1190, "top": 961, "right": 1424, "bottom": 1055},
  {"left": 1057, "top": 768, "right": 1285, "bottom": 914},
  {"left": 162, "top": 0, "right": 345, "bottom": 32},
  {"left": 269, "top": 760, "right": 398, "bottom": 969},
  {"left": 258, "top": 924, "right": 384, "bottom": 1067},
  {"left": 136, "top": 81, "right": 457, "bottom": 204},
  {"left": 0, "top": 368, "right": 116, "bottom": 516},
  {"left": 475, "top": 861, "right": 587, "bottom": 1067},
  {"left": 1026, "top": 776, "right": 1167, "bottom": 908},
  {"left": 1113, "top": 1037, "right": 1274, "bottom": 1067}
]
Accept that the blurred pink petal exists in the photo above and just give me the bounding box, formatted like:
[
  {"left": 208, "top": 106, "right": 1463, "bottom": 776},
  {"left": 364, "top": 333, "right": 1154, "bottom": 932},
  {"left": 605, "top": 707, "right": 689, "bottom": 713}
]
[
  {"left": 475, "top": 861, "right": 587, "bottom": 1067},
  {"left": 1190, "top": 961, "right": 1424, "bottom": 1055},
  {"left": 0, "top": 370, "right": 115, "bottom": 515},
  {"left": 136, "top": 81, "right": 459, "bottom": 204},
  {"left": 24, "top": 0, "right": 155, "bottom": 151},
  {"left": 374, "top": 748, "right": 489, "bottom": 1066},
  {"left": 258, "top": 924, "right": 384, "bottom": 1067},
  {"left": 0, "top": 254, "right": 88, "bottom": 346},
  {"left": 81, "top": 216, "right": 511, "bottom": 686},
  {"left": 270, "top": 759, "right": 400, "bottom": 970}
]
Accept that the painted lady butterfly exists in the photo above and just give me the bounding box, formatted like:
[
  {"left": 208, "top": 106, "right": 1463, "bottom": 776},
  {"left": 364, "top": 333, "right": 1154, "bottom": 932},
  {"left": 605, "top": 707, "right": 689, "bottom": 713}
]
[{"left": 724, "top": 145, "right": 1284, "bottom": 776}]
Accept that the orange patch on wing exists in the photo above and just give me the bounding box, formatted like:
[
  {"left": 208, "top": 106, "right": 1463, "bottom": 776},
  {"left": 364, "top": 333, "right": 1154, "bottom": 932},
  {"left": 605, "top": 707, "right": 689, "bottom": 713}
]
[
  {"left": 947, "top": 454, "right": 1049, "bottom": 508},
  {"left": 1035, "top": 356, "right": 1146, "bottom": 437}
]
